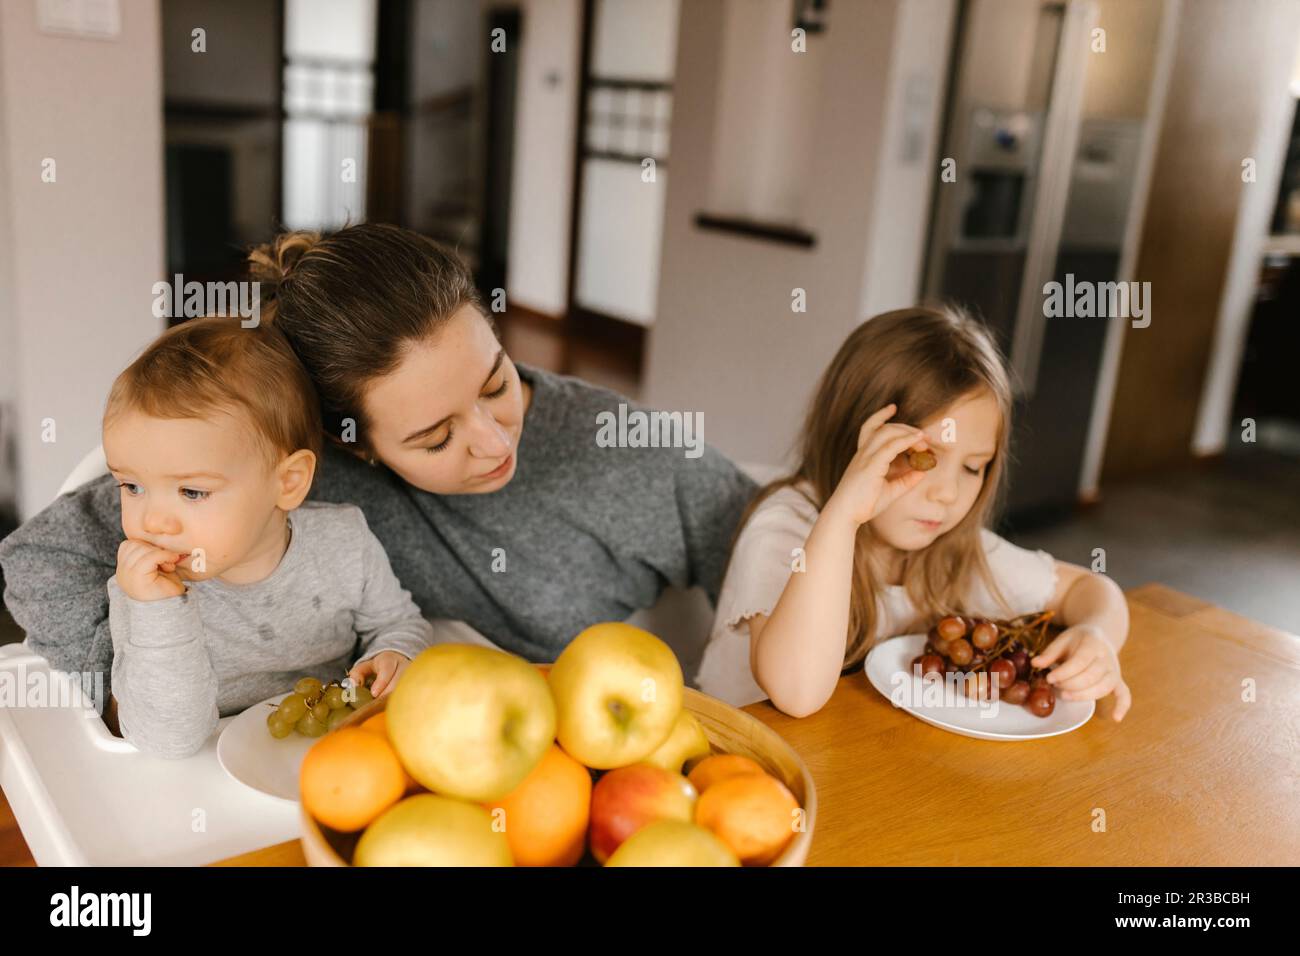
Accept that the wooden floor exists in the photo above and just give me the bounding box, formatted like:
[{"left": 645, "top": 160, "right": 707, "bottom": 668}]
[{"left": 495, "top": 307, "right": 644, "bottom": 400}]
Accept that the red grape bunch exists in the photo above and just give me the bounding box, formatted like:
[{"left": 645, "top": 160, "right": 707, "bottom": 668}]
[{"left": 909, "top": 612, "right": 1059, "bottom": 717}]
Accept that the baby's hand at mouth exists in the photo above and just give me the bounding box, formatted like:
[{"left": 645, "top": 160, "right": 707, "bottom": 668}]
[{"left": 116, "top": 539, "right": 188, "bottom": 602}]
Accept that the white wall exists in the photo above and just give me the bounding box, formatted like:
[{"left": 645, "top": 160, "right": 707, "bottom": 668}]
[
  {"left": 0, "top": 0, "right": 166, "bottom": 520},
  {"left": 506, "top": 0, "right": 582, "bottom": 317},
  {"left": 706, "top": 0, "right": 822, "bottom": 226},
  {"left": 644, "top": 0, "right": 951, "bottom": 466},
  {"left": 0, "top": 22, "right": 17, "bottom": 519},
  {"left": 860, "top": 0, "right": 957, "bottom": 319}
]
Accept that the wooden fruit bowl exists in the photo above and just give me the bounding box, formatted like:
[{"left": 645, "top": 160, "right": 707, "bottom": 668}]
[{"left": 301, "top": 687, "right": 817, "bottom": 867}]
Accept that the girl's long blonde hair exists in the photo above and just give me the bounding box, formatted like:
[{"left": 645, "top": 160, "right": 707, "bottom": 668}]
[{"left": 737, "top": 305, "right": 1014, "bottom": 671}]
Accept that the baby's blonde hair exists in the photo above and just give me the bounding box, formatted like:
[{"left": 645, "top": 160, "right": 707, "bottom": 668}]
[
  {"left": 734, "top": 304, "right": 1014, "bottom": 670},
  {"left": 103, "top": 316, "right": 324, "bottom": 472}
]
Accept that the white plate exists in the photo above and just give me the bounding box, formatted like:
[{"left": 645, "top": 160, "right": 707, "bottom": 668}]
[
  {"left": 216, "top": 693, "right": 318, "bottom": 802},
  {"left": 863, "top": 634, "right": 1094, "bottom": 741}
]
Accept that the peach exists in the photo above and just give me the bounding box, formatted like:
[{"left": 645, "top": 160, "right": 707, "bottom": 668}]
[
  {"left": 686, "top": 753, "right": 767, "bottom": 793},
  {"left": 695, "top": 773, "right": 800, "bottom": 866}
]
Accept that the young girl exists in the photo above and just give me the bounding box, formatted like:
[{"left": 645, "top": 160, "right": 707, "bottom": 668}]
[{"left": 696, "top": 306, "right": 1132, "bottom": 720}]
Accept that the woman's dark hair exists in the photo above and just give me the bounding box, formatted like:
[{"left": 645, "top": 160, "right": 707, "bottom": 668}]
[{"left": 248, "top": 223, "right": 489, "bottom": 457}]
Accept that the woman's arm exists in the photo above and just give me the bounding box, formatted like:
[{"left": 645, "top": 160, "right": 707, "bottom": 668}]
[
  {"left": 671, "top": 443, "right": 758, "bottom": 605},
  {"left": 0, "top": 476, "right": 122, "bottom": 706}
]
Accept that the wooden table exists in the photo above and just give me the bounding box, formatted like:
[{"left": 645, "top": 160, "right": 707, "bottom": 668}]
[{"left": 214, "top": 585, "right": 1300, "bottom": 866}]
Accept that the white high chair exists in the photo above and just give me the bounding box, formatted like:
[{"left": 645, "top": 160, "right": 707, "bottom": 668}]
[
  {"left": 56, "top": 443, "right": 110, "bottom": 499},
  {"left": 2, "top": 444, "right": 302, "bottom": 863}
]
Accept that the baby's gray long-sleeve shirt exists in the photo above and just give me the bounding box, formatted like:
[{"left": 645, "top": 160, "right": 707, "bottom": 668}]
[{"left": 107, "top": 501, "right": 434, "bottom": 758}]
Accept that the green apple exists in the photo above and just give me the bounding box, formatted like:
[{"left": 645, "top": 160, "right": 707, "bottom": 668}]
[
  {"left": 549, "top": 622, "right": 684, "bottom": 769},
  {"left": 605, "top": 820, "right": 740, "bottom": 867},
  {"left": 642, "top": 710, "right": 711, "bottom": 773},
  {"left": 354, "top": 794, "right": 512, "bottom": 866},
  {"left": 386, "top": 643, "right": 556, "bottom": 802}
]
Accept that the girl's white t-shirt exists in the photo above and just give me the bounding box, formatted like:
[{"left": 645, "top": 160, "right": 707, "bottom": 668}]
[{"left": 697, "top": 481, "right": 1060, "bottom": 707}]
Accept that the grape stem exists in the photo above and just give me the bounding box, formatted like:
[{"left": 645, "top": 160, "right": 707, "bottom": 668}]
[{"left": 950, "top": 611, "right": 1057, "bottom": 675}]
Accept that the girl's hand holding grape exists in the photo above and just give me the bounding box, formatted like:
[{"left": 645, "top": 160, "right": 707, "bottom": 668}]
[{"left": 823, "top": 404, "right": 932, "bottom": 528}]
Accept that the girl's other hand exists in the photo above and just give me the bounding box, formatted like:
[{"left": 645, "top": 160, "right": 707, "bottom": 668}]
[
  {"left": 1032, "top": 624, "right": 1132, "bottom": 721},
  {"left": 348, "top": 650, "right": 411, "bottom": 698},
  {"left": 824, "top": 403, "right": 931, "bottom": 527},
  {"left": 116, "top": 539, "right": 187, "bottom": 602}
]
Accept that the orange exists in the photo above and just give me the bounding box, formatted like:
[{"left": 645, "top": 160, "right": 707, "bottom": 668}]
[
  {"left": 535, "top": 663, "right": 551, "bottom": 678},
  {"left": 485, "top": 744, "right": 591, "bottom": 866},
  {"left": 687, "top": 754, "right": 767, "bottom": 794},
  {"left": 358, "top": 711, "right": 422, "bottom": 793},
  {"left": 695, "top": 773, "right": 799, "bottom": 866},
  {"left": 300, "top": 728, "right": 407, "bottom": 832}
]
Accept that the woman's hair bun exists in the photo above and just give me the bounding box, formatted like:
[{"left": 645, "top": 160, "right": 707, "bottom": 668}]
[{"left": 247, "top": 230, "right": 322, "bottom": 295}]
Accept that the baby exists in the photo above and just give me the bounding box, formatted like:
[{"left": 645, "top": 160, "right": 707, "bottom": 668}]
[{"left": 102, "top": 316, "right": 434, "bottom": 758}]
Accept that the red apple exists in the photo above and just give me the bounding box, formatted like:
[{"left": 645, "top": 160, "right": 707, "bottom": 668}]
[{"left": 589, "top": 763, "right": 697, "bottom": 863}]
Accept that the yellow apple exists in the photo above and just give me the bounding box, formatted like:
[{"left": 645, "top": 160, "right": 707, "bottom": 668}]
[
  {"left": 385, "top": 643, "right": 556, "bottom": 802},
  {"left": 604, "top": 820, "right": 740, "bottom": 867},
  {"left": 354, "top": 794, "right": 512, "bottom": 866},
  {"left": 548, "top": 622, "right": 684, "bottom": 769},
  {"left": 642, "top": 710, "right": 711, "bottom": 773}
]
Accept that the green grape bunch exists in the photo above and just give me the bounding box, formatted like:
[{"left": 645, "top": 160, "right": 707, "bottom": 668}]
[{"left": 265, "top": 673, "right": 376, "bottom": 739}]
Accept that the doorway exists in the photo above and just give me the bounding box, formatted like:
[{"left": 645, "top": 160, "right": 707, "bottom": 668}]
[{"left": 565, "top": 0, "right": 680, "bottom": 369}]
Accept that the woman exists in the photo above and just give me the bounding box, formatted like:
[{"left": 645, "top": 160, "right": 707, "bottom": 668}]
[{"left": 0, "top": 223, "right": 756, "bottom": 708}]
